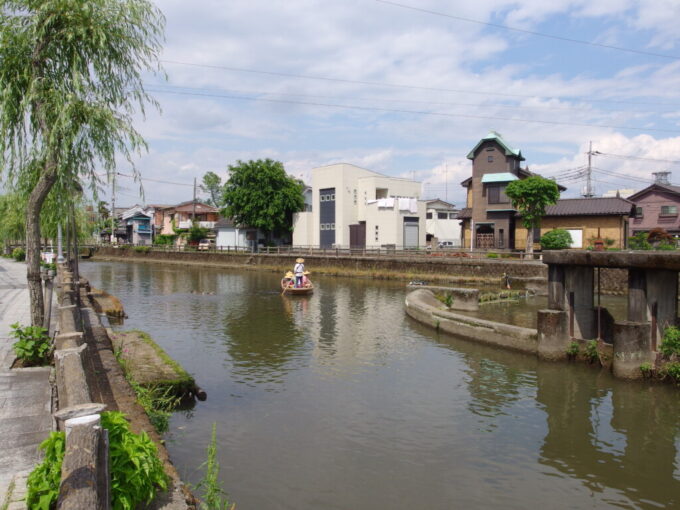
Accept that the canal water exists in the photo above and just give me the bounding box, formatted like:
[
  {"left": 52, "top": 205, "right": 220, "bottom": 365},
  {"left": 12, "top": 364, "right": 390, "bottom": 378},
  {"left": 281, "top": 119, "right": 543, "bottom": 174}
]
[{"left": 82, "top": 261, "right": 680, "bottom": 510}]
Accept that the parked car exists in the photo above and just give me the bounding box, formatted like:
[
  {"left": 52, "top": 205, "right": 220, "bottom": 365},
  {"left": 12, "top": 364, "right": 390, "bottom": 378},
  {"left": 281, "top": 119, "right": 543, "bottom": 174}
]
[
  {"left": 437, "top": 241, "right": 458, "bottom": 249},
  {"left": 197, "top": 239, "right": 215, "bottom": 251}
]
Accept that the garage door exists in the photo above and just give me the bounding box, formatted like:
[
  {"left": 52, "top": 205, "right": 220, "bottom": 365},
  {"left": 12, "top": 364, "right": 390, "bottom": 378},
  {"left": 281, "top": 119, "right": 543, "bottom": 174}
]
[
  {"left": 403, "top": 217, "right": 419, "bottom": 248},
  {"left": 566, "top": 229, "right": 583, "bottom": 248}
]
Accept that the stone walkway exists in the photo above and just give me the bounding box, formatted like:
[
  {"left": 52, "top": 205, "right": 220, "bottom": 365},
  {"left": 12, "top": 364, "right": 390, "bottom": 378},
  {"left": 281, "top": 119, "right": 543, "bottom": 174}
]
[{"left": 0, "top": 259, "right": 52, "bottom": 510}]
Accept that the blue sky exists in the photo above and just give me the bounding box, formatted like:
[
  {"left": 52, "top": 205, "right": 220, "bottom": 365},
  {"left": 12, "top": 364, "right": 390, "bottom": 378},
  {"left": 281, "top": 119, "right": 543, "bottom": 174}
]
[{"left": 112, "top": 0, "right": 680, "bottom": 208}]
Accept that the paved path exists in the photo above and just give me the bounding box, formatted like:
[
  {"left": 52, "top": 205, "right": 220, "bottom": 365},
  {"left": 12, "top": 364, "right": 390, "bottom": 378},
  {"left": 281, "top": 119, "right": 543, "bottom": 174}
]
[{"left": 0, "top": 259, "right": 52, "bottom": 510}]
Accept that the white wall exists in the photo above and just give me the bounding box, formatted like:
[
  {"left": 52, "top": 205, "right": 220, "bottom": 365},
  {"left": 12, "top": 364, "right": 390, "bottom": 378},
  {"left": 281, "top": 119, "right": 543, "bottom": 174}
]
[
  {"left": 216, "top": 228, "right": 248, "bottom": 248},
  {"left": 364, "top": 200, "right": 426, "bottom": 248},
  {"left": 426, "top": 208, "right": 461, "bottom": 242},
  {"left": 293, "top": 211, "right": 313, "bottom": 246}
]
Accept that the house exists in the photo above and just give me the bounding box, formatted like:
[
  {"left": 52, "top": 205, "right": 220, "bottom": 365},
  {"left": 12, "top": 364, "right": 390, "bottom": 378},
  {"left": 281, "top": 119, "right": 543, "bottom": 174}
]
[
  {"left": 293, "top": 163, "right": 426, "bottom": 249},
  {"left": 214, "top": 217, "right": 264, "bottom": 250},
  {"left": 457, "top": 131, "right": 633, "bottom": 249},
  {"left": 425, "top": 199, "right": 460, "bottom": 247},
  {"left": 155, "top": 201, "right": 220, "bottom": 236},
  {"left": 513, "top": 197, "right": 634, "bottom": 249},
  {"left": 120, "top": 205, "right": 154, "bottom": 245},
  {"left": 627, "top": 181, "right": 680, "bottom": 238}
]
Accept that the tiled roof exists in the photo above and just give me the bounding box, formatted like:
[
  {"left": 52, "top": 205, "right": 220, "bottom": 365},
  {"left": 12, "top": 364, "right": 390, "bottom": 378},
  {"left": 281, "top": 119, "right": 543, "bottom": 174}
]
[
  {"left": 627, "top": 183, "right": 680, "bottom": 202},
  {"left": 215, "top": 217, "right": 236, "bottom": 228},
  {"left": 467, "top": 131, "right": 524, "bottom": 161},
  {"left": 543, "top": 197, "right": 634, "bottom": 216},
  {"left": 456, "top": 208, "right": 472, "bottom": 219}
]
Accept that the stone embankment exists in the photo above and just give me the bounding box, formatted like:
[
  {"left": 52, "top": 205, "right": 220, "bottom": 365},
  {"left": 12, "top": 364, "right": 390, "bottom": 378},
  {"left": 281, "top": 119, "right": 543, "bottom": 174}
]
[{"left": 54, "top": 264, "right": 194, "bottom": 509}]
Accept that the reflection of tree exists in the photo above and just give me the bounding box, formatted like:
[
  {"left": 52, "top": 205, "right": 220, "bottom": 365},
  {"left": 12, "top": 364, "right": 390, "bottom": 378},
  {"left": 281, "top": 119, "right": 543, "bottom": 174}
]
[
  {"left": 536, "top": 362, "right": 680, "bottom": 508},
  {"left": 223, "top": 290, "right": 304, "bottom": 386}
]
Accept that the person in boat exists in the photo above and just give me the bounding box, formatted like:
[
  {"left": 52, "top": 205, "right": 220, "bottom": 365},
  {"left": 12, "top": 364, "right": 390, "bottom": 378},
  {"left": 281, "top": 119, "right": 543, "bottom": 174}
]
[
  {"left": 302, "top": 270, "right": 311, "bottom": 287},
  {"left": 294, "top": 258, "right": 305, "bottom": 288},
  {"left": 283, "top": 271, "right": 295, "bottom": 288}
]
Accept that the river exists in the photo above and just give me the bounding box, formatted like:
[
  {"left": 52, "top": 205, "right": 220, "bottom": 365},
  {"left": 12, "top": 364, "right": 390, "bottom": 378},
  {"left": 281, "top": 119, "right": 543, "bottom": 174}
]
[{"left": 81, "top": 260, "right": 680, "bottom": 510}]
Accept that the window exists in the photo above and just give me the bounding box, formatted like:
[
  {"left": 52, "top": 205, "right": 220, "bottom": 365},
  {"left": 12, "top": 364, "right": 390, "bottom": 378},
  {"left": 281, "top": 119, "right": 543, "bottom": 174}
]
[
  {"left": 437, "top": 212, "right": 448, "bottom": 219},
  {"left": 353, "top": 189, "right": 357, "bottom": 205},
  {"left": 320, "top": 224, "right": 326, "bottom": 230},
  {"left": 330, "top": 223, "right": 335, "bottom": 230},
  {"left": 449, "top": 213, "right": 457, "bottom": 219},
  {"left": 488, "top": 155, "right": 494, "bottom": 163},
  {"left": 375, "top": 225, "right": 379, "bottom": 241},
  {"left": 330, "top": 194, "right": 335, "bottom": 201},
  {"left": 488, "top": 184, "right": 508, "bottom": 204},
  {"left": 320, "top": 195, "right": 326, "bottom": 202},
  {"left": 498, "top": 229, "right": 504, "bottom": 248},
  {"left": 426, "top": 212, "right": 432, "bottom": 219},
  {"left": 635, "top": 206, "right": 643, "bottom": 218},
  {"left": 661, "top": 205, "right": 677, "bottom": 216}
]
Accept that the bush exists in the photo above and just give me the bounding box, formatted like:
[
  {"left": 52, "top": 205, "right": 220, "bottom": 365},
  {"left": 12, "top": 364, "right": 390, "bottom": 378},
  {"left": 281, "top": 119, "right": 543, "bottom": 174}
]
[
  {"left": 655, "top": 242, "right": 676, "bottom": 251},
  {"left": 12, "top": 247, "right": 25, "bottom": 261},
  {"left": 486, "top": 252, "right": 499, "bottom": 258},
  {"left": 659, "top": 326, "right": 680, "bottom": 358},
  {"left": 154, "top": 234, "right": 176, "bottom": 246},
  {"left": 628, "top": 232, "right": 651, "bottom": 250},
  {"left": 585, "top": 340, "right": 599, "bottom": 363},
  {"left": 567, "top": 341, "right": 579, "bottom": 358},
  {"left": 659, "top": 362, "right": 680, "bottom": 384},
  {"left": 11, "top": 322, "right": 51, "bottom": 366},
  {"left": 26, "top": 431, "right": 65, "bottom": 510},
  {"left": 540, "top": 229, "right": 572, "bottom": 250},
  {"left": 102, "top": 411, "right": 168, "bottom": 510},
  {"left": 134, "top": 245, "right": 151, "bottom": 253},
  {"left": 647, "top": 227, "right": 674, "bottom": 244}
]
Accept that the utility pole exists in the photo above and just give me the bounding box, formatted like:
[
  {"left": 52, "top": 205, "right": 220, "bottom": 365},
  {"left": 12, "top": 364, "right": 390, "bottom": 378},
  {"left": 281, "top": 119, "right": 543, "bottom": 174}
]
[
  {"left": 110, "top": 173, "right": 116, "bottom": 244},
  {"left": 192, "top": 177, "right": 197, "bottom": 221},
  {"left": 584, "top": 141, "right": 594, "bottom": 198}
]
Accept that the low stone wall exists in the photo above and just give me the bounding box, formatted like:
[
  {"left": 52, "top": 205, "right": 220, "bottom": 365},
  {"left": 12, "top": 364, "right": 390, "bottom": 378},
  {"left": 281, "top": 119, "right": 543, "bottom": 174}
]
[{"left": 405, "top": 288, "right": 538, "bottom": 353}]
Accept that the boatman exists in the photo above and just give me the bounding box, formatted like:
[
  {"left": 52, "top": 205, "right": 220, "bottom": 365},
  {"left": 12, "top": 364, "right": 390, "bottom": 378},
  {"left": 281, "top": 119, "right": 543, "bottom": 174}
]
[{"left": 294, "top": 258, "right": 305, "bottom": 288}]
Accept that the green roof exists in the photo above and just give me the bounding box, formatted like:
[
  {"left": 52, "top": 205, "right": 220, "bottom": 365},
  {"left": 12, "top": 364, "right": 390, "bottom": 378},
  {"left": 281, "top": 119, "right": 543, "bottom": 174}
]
[
  {"left": 467, "top": 131, "right": 524, "bottom": 161},
  {"left": 481, "top": 172, "right": 518, "bottom": 183}
]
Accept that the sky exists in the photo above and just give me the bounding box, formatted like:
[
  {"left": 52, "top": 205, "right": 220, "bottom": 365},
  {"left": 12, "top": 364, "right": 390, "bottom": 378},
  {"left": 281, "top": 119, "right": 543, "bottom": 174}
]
[{"left": 110, "top": 0, "right": 680, "bottom": 209}]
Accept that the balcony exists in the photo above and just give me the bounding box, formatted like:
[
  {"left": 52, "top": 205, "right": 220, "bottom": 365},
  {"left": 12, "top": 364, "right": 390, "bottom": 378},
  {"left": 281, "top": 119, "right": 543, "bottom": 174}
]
[
  {"left": 177, "top": 220, "right": 216, "bottom": 229},
  {"left": 198, "top": 221, "right": 216, "bottom": 229},
  {"left": 177, "top": 220, "right": 192, "bottom": 229}
]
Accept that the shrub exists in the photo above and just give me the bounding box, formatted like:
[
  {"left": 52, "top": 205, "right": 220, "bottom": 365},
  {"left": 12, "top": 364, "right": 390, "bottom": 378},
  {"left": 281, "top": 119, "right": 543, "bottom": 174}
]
[
  {"left": 12, "top": 247, "right": 25, "bottom": 261},
  {"left": 639, "top": 362, "right": 653, "bottom": 378},
  {"left": 134, "top": 245, "right": 151, "bottom": 253},
  {"left": 11, "top": 322, "right": 51, "bottom": 366},
  {"left": 628, "top": 232, "right": 651, "bottom": 250},
  {"left": 154, "top": 234, "right": 176, "bottom": 246},
  {"left": 659, "top": 362, "right": 680, "bottom": 384},
  {"left": 585, "top": 340, "right": 599, "bottom": 363},
  {"left": 102, "top": 411, "right": 168, "bottom": 510},
  {"left": 655, "top": 242, "right": 676, "bottom": 251},
  {"left": 659, "top": 326, "right": 680, "bottom": 358},
  {"left": 647, "top": 227, "right": 674, "bottom": 244},
  {"left": 540, "top": 229, "right": 572, "bottom": 250},
  {"left": 567, "top": 341, "right": 580, "bottom": 358},
  {"left": 486, "top": 252, "right": 499, "bottom": 258},
  {"left": 26, "top": 431, "right": 65, "bottom": 510},
  {"left": 196, "top": 424, "right": 234, "bottom": 510}
]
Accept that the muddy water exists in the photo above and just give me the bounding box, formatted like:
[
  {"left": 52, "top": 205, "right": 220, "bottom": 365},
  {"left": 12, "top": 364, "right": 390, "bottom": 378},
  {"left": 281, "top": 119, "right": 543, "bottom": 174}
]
[{"left": 82, "top": 261, "right": 680, "bottom": 510}]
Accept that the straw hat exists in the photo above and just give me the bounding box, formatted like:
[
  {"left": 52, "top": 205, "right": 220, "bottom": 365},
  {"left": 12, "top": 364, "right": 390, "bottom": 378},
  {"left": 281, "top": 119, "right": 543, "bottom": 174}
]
[
  {"left": 303, "top": 271, "right": 310, "bottom": 275},
  {"left": 296, "top": 257, "right": 304, "bottom": 263},
  {"left": 285, "top": 271, "right": 294, "bottom": 278}
]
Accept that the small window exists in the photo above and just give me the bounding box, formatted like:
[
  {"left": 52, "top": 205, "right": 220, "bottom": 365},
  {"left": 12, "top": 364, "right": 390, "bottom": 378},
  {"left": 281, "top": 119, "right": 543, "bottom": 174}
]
[
  {"left": 426, "top": 212, "right": 432, "bottom": 219},
  {"left": 488, "top": 155, "right": 494, "bottom": 163},
  {"left": 486, "top": 147, "right": 494, "bottom": 152},
  {"left": 449, "top": 213, "right": 457, "bottom": 219},
  {"left": 320, "top": 195, "right": 326, "bottom": 202},
  {"left": 320, "top": 224, "right": 326, "bottom": 230},
  {"left": 661, "top": 205, "right": 677, "bottom": 216},
  {"left": 330, "top": 194, "right": 335, "bottom": 201},
  {"left": 635, "top": 206, "right": 643, "bottom": 218},
  {"left": 375, "top": 225, "right": 379, "bottom": 231},
  {"left": 437, "top": 212, "right": 448, "bottom": 219},
  {"left": 330, "top": 223, "right": 335, "bottom": 230},
  {"left": 353, "top": 189, "right": 357, "bottom": 205}
]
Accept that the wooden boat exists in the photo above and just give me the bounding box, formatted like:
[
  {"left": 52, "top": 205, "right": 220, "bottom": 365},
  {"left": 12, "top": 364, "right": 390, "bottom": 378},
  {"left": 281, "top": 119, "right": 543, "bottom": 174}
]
[{"left": 281, "top": 277, "right": 314, "bottom": 295}]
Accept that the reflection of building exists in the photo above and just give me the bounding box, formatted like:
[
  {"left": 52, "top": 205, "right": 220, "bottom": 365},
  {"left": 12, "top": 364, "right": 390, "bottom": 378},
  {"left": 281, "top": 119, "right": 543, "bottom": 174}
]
[
  {"left": 425, "top": 199, "right": 460, "bottom": 247},
  {"left": 293, "top": 163, "right": 426, "bottom": 249},
  {"left": 457, "top": 131, "right": 634, "bottom": 249}
]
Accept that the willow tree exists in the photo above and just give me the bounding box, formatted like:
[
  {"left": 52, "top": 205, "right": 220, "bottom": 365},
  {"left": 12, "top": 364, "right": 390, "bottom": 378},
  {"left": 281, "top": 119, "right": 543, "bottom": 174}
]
[{"left": 0, "top": 0, "right": 164, "bottom": 326}]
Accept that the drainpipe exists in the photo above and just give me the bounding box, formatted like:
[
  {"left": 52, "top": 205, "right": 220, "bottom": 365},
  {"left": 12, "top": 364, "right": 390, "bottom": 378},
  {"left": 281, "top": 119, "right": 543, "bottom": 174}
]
[{"left": 470, "top": 220, "right": 475, "bottom": 250}]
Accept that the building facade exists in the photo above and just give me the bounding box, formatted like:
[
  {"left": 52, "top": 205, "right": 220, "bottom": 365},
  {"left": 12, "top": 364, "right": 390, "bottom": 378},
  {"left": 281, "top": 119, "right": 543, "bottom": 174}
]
[
  {"left": 293, "top": 163, "right": 426, "bottom": 249},
  {"left": 627, "top": 183, "right": 680, "bottom": 237},
  {"left": 425, "top": 199, "right": 461, "bottom": 247}
]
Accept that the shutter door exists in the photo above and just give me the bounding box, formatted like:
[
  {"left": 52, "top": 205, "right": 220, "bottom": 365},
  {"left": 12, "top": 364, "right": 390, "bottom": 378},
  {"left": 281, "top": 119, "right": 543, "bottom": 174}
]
[{"left": 403, "top": 221, "right": 419, "bottom": 248}]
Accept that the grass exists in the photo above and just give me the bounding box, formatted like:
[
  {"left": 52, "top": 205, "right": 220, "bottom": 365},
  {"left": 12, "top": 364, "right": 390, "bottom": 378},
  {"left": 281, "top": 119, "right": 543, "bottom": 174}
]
[
  {"left": 1, "top": 478, "right": 15, "bottom": 510},
  {"left": 195, "top": 423, "right": 234, "bottom": 510}
]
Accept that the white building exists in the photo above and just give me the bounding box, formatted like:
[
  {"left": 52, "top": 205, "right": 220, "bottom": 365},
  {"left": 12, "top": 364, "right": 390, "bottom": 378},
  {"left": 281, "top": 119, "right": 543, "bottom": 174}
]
[
  {"left": 293, "top": 163, "right": 426, "bottom": 249},
  {"left": 215, "top": 218, "right": 264, "bottom": 250},
  {"left": 425, "top": 199, "right": 461, "bottom": 247}
]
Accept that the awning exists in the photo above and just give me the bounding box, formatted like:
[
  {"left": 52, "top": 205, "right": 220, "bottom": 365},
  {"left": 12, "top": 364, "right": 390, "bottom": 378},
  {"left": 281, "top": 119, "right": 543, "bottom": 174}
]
[{"left": 481, "top": 172, "right": 518, "bottom": 183}]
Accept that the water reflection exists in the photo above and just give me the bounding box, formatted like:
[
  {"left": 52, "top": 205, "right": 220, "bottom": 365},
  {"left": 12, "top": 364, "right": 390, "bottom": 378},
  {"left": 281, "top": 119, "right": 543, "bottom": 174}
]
[{"left": 82, "top": 261, "right": 679, "bottom": 510}]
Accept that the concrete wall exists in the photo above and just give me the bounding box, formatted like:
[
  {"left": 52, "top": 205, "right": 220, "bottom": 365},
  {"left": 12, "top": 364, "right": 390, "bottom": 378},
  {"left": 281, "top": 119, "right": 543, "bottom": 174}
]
[
  {"left": 363, "top": 200, "right": 426, "bottom": 248},
  {"left": 426, "top": 209, "right": 461, "bottom": 243},
  {"left": 405, "top": 288, "right": 538, "bottom": 353},
  {"left": 216, "top": 228, "right": 250, "bottom": 248},
  {"left": 292, "top": 211, "right": 314, "bottom": 246},
  {"left": 515, "top": 215, "right": 628, "bottom": 249}
]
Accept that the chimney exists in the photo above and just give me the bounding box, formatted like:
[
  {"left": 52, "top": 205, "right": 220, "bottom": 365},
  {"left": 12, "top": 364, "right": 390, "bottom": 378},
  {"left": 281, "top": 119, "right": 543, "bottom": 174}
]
[{"left": 652, "top": 171, "right": 671, "bottom": 185}]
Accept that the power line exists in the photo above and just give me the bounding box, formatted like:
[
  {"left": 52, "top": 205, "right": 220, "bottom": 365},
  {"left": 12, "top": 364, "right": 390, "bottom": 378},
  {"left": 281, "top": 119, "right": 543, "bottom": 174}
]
[
  {"left": 115, "top": 171, "right": 195, "bottom": 188},
  {"left": 160, "top": 60, "right": 680, "bottom": 108},
  {"left": 593, "top": 151, "right": 680, "bottom": 165},
  {"left": 374, "top": 0, "right": 680, "bottom": 61},
  {"left": 146, "top": 86, "right": 680, "bottom": 134}
]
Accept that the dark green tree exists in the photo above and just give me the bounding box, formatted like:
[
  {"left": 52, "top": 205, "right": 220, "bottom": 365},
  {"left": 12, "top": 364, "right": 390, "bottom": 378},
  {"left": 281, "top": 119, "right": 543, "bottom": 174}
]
[
  {"left": 221, "top": 159, "right": 305, "bottom": 241},
  {"left": 201, "top": 171, "right": 225, "bottom": 207},
  {"left": 540, "top": 229, "right": 572, "bottom": 250},
  {"left": 0, "top": 0, "right": 164, "bottom": 326},
  {"left": 505, "top": 176, "right": 560, "bottom": 256}
]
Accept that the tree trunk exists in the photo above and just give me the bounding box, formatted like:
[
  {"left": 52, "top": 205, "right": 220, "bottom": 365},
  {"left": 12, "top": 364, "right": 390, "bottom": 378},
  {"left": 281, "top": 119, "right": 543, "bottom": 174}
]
[
  {"left": 25, "top": 161, "right": 58, "bottom": 327},
  {"left": 525, "top": 225, "right": 534, "bottom": 258}
]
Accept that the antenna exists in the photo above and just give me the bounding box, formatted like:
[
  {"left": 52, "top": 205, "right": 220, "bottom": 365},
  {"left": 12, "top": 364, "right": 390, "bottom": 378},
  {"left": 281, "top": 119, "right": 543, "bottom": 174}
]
[{"left": 653, "top": 171, "right": 671, "bottom": 185}]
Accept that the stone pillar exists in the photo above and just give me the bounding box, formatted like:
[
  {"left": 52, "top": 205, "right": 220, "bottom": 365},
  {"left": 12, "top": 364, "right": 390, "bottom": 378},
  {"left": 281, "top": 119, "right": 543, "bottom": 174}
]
[
  {"left": 612, "top": 321, "right": 652, "bottom": 379},
  {"left": 627, "top": 268, "right": 679, "bottom": 348},
  {"left": 627, "top": 268, "right": 647, "bottom": 322},
  {"left": 565, "top": 266, "right": 595, "bottom": 339},
  {"left": 547, "top": 264, "right": 565, "bottom": 310},
  {"left": 537, "top": 309, "right": 569, "bottom": 361}
]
